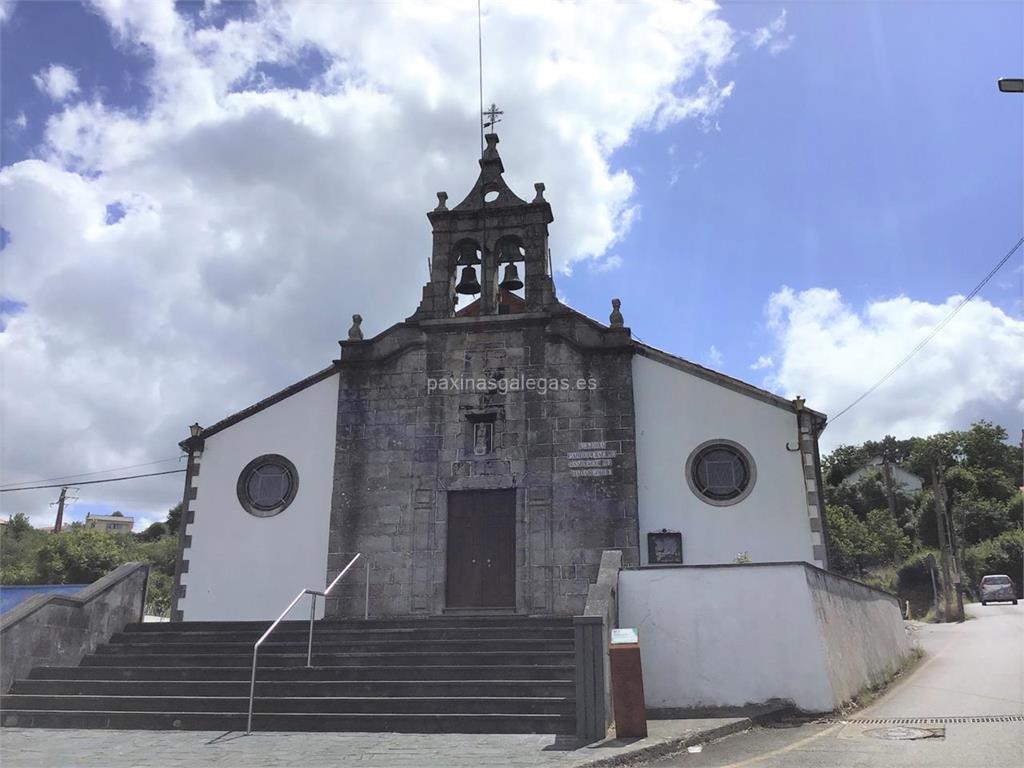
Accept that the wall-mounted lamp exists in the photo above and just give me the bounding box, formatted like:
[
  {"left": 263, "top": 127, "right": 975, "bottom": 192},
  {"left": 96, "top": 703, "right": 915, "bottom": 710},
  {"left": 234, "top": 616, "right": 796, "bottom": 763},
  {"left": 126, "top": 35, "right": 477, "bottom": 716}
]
[{"left": 189, "top": 422, "right": 202, "bottom": 439}]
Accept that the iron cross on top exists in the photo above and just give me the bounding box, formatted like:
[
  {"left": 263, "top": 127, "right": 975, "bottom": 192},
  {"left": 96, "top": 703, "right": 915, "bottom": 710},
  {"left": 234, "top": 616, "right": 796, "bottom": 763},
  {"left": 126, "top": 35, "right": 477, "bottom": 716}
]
[{"left": 483, "top": 103, "right": 503, "bottom": 129}]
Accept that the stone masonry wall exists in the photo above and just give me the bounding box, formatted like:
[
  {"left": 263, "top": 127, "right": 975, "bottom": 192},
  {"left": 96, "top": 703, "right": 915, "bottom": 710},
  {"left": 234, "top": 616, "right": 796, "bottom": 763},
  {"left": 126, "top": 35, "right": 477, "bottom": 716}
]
[{"left": 325, "top": 309, "right": 639, "bottom": 618}]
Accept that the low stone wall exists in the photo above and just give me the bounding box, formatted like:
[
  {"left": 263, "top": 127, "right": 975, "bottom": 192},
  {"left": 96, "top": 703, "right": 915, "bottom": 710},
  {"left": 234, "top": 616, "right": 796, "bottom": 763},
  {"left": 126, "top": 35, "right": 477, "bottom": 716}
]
[
  {"left": 618, "top": 561, "right": 911, "bottom": 714},
  {"left": 0, "top": 563, "right": 149, "bottom": 693},
  {"left": 575, "top": 549, "right": 622, "bottom": 741}
]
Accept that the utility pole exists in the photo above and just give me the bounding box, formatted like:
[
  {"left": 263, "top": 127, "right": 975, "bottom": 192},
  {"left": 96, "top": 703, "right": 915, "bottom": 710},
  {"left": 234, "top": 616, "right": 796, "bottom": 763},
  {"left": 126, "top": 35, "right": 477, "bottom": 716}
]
[
  {"left": 931, "top": 462, "right": 956, "bottom": 622},
  {"left": 938, "top": 470, "right": 966, "bottom": 623},
  {"left": 53, "top": 487, "right": 68, "bottom": 533}
]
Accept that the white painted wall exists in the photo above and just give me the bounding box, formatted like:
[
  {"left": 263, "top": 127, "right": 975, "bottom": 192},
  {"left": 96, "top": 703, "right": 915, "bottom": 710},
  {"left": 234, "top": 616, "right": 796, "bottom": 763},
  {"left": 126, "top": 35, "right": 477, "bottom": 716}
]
[
  {"left": 618, "top": 564, "right": 834, "bottom": 712},
  {"left": 618, "top": 564, "right": 912, "bottom": 712},
  {"left": 179, "top": 374, "right": 339, "bottom": 621},
  {"left": 632, "top": 354, "right": 814, "bottom": 565}
]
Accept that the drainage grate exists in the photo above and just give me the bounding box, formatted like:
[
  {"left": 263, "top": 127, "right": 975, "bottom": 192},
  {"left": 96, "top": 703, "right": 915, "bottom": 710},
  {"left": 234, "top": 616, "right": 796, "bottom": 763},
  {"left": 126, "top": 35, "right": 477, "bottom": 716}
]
[{"left": 847, "top": 715, "right": 1024, "bottom": 725}]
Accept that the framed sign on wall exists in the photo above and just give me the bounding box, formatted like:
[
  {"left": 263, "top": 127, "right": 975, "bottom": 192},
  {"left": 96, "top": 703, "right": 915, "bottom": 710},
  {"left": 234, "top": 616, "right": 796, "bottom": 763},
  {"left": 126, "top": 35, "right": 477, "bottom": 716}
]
[{"left": 647, "top": 529, "right": 683, "bottom": 565}]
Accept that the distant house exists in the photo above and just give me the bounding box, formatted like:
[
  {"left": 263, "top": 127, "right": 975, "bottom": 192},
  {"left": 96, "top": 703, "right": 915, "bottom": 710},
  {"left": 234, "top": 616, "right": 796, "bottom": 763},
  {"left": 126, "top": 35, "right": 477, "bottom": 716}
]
[
  {"left": 85, "top": 511, "right": 134, "bottom": 533},
  {"left": 843, "top": 457, "right": 924, "bottom": 493}
]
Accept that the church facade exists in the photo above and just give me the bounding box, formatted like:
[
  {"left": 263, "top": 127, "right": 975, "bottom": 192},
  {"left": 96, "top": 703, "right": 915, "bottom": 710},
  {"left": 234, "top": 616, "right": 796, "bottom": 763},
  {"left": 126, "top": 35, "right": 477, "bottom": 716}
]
[{"left": 171, "top": 135, "right": 829, "bottom": 622}]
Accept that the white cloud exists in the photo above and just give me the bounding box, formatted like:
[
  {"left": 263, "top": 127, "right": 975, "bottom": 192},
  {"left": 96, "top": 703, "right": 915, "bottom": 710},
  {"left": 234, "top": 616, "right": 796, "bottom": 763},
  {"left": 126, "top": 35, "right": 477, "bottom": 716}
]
[
  {"left": 750, "top": 354, "right": 773, "bottom": 370},
  {"left": 708, "top": 345, "right": 724, "bottom": 367},
  {"left": 750, "top": 10, "right": 794, "bottom": 56},
  {"left": 0, "top": 0, "right": 740, "bottom": 525},
  {"left": 32, "top": 64, "right": 80, "bottom": 101},
  {"left": 590, "top": 254, "right": 623, "bottom": 272},
  {"left": 763, "top": 287, "right": 1024, "bottom": 451}
]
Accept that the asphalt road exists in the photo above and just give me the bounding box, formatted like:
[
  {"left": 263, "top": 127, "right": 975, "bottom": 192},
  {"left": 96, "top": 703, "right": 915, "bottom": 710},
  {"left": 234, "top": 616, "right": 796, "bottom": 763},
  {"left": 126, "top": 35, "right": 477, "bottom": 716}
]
[{"left": 645, "top": 601, "right": 1024, "bottom": 768}]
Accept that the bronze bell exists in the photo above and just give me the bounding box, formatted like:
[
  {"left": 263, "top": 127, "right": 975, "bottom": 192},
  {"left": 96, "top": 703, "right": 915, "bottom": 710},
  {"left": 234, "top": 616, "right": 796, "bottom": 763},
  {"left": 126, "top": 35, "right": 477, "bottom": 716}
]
[
  {"left": 499, "top": 262, "right": 523, "bottom": 291},
  {"left": 456, "top": 242, "right": 481, "bottom": 265},
  {"left": 499, "top": 240, "right": 522, "bottom": 262},
  {"left": 455, "top": 265, "right": 481, "bottom": 295}
]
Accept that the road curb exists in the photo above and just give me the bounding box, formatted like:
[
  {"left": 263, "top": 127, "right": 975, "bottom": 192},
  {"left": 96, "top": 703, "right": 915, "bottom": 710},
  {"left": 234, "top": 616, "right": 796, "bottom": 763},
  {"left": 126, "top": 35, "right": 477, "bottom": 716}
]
[{"left": 570, "top": 717, "right": 754, "bottom": 768}]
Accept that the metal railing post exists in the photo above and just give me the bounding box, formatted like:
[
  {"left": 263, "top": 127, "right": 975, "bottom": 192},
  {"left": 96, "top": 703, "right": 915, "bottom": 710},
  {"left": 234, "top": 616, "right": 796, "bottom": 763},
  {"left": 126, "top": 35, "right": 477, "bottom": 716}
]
[
  {"left": 246, "top": 553, "right": 362, "bottom": 734},
  {"left": 246, "top": 646, "right": 259, "bottom": 734},
  {"left": 364, "top": 558, "right": 370, "bottom": 620},
  {"left": 307, "top": 593, "right": 316, "bottom": 667}
]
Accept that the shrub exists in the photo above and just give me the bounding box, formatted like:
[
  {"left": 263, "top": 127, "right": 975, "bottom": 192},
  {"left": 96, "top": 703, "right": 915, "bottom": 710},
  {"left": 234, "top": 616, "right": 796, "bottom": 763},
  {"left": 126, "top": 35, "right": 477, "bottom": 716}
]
[{"left": 896, "top": 549, "right": 942, "bottom": 614}]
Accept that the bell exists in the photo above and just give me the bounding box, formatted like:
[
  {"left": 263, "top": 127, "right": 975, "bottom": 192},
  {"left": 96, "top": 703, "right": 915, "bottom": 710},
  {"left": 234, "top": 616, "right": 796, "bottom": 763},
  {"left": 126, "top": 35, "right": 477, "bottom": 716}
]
[
  {"left": 455, "top": 265, "right": 481, "bottom": 295},
  {"left": 456, "top": 242, "right": 481, "bottom": 265},
  {"left": 499, "top": 262, "right": 523, "bottom": 291}
]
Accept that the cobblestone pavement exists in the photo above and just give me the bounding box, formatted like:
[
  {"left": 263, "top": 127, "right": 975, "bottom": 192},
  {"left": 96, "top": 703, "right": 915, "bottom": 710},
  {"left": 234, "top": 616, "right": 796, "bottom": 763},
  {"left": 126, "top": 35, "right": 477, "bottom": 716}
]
[{"left": 0, "top": 719, "right": 748, "bottom": 768}]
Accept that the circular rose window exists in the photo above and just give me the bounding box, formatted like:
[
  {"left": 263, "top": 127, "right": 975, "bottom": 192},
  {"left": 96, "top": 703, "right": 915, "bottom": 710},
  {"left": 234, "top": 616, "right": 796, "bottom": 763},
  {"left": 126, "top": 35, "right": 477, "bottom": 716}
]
[
  {"left": 236, "top": 454, "right": 298, "bottom": 517},
  {"left": 685, "top": 440, "right": 756, "bottom": 506}
]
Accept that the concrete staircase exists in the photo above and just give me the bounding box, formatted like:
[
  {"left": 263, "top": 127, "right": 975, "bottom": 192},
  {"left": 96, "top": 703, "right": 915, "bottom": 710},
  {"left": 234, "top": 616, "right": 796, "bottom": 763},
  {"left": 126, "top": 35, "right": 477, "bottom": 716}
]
[{"left": 0, "top": 616, "right": 576, "bottom": 733}]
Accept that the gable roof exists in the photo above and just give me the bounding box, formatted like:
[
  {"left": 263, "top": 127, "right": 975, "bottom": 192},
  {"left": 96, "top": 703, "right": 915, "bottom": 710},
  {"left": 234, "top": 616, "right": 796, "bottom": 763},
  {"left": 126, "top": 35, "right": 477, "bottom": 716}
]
[
  {"left": 182, "top": 364, "right": 338, "bottom": 448},
  {"left": 184, "top": 307, "right": 825, "bottom": 446}
]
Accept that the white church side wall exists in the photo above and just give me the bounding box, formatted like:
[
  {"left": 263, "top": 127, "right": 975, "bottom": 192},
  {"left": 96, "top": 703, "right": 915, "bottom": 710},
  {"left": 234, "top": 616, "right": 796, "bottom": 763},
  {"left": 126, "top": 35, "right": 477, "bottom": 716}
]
[
  {"left": 178, "top": 373, "right": 340, "bottom": 621},
  {"left": 632, "top": 353, "right": 815, "bottom": 566},
  {"left": 618, "top": 564, "right": 835, "bottom": 712}
]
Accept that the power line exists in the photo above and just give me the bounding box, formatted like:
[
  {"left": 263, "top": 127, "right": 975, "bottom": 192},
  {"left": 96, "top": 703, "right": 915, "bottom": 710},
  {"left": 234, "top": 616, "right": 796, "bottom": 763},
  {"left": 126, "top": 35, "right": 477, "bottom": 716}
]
[
  {"left": 0, "top": 469, "right": 186, "bottom": 493},
  {"left": 0, "top": 456, "right": 185, "bottom": 490},
  {"left": 830, "top": 235, "right": 1024, "bottom": 425}
]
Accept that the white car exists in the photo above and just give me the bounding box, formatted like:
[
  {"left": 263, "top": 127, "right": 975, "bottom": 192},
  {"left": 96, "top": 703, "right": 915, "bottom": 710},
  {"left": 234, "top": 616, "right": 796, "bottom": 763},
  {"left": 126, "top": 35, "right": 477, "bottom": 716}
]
[{"left": 979, "top": 574, "right": 1018, "bottom": 605}]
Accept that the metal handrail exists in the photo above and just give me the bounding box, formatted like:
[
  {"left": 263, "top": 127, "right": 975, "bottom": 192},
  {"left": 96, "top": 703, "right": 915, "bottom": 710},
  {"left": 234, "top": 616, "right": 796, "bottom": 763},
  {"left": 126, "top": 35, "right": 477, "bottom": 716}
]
[{"left": 246, "top": 553, "right": 368, "bottom": 733}]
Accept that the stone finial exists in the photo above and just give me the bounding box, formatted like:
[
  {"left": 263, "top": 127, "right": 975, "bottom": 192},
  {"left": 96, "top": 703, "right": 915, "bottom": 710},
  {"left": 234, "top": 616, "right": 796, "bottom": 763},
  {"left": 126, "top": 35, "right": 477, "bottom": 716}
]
[
  {"left": 792, "top": 395, "right": 806, "bottom": 411},
  {"left": 435, "top": 191, "right": 448, "bottom": 211},
  {"left": 609, "top": 298, "right": 624, "bottom": 328},
  {"left": 532, "top": 182, "right": 546, "bottom": 203},
  {"left": 348, "top": 314, "right": 364, "bottom": 341}
]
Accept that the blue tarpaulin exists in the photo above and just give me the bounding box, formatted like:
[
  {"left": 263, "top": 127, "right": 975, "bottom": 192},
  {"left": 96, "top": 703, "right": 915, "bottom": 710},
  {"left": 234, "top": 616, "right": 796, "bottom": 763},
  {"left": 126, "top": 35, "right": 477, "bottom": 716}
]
[{"left": 0, "top": 584, "right": 89, "bottom": 614}]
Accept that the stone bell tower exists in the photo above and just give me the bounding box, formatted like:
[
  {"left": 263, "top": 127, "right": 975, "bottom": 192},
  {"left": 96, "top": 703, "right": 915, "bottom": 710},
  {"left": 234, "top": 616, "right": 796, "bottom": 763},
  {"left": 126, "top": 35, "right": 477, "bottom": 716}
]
[{"left": 410, "top": 133, "right": 557, "bottom": 320}]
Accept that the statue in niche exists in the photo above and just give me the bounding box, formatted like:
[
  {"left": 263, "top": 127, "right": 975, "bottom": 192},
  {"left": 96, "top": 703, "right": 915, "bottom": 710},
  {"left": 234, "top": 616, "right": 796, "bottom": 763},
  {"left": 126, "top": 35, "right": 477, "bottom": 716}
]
[{"left": 473, "top": 422, "right": 493, "bottom": 456}]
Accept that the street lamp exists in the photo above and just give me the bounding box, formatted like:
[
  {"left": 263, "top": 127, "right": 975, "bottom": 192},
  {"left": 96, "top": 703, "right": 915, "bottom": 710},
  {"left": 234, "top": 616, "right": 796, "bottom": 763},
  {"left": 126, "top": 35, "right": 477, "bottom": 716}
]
[
  {"left": 997, "top": 78, "right": 1024, "bottom": 93},
  {"left": 189, "top": 422, "right": 202, "bottom": 438}
]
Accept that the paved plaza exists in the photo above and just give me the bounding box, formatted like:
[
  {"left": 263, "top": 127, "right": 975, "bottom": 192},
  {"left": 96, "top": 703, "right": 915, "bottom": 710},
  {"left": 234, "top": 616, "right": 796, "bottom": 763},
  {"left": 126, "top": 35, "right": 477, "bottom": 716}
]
[{"left": 0, "top": 718, "right": 749, "bottom": 768}]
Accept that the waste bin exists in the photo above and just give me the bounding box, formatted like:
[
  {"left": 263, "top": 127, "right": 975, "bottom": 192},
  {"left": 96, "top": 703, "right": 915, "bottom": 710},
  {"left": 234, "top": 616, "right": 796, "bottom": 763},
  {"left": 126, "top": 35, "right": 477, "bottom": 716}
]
[{"left": 609, "top": 628, "right": 647, "bottom": 738}]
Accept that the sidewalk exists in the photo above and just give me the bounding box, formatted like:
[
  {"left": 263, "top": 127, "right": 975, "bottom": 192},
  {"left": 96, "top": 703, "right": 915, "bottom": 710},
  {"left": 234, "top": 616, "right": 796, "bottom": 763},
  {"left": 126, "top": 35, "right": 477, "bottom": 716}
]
[{"left": 0, "top": 718, "right": 751, "bottom": 768}]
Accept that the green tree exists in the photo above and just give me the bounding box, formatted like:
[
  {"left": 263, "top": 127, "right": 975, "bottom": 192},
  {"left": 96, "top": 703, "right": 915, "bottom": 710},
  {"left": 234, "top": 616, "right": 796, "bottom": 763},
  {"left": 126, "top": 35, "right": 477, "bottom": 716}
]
[
  {"left": 963, "top": 529, "right": 1024, "bottom": 597},
  {"left": 866, "top": 508, "right": 912, "bottom": 565},
  {"left": 825, "top": 504, "right": 876, "bottom": 577},
  {"left": 166, "top": 502, "right": 183, "bottom": 535},
  {"left": 823, "top": 444, "right": 868, "bottom": 487},
  {"left": 35, "top": 528, "right": 133, "bottom": 584}
]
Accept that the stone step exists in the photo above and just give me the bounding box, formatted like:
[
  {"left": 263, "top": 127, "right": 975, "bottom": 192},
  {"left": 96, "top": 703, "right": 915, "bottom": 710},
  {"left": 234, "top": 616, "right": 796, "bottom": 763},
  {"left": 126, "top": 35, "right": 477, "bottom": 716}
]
[
  {"left": 97, "top": 638, "right": 575, "bottom": 654},
  {"left": 80, "top": 651, "right": 574, "bottom": 668},
  {"left": 0, "top": 709, "right": 574, "bottom": 734},
  {"left": 10, "top": 679, "right": 575, "bottom": 698},
  {"left": 28, "top": 664, "right": 576, "bottom": 682},
  {"left": 109, "top": 626, "right": 574, "bottom": 644},
  {"left": 0, "top": 694, "right": 575, "bottom": 716},
  {"left": 123, "top": 617, "right": 574, "bottom": 633}
]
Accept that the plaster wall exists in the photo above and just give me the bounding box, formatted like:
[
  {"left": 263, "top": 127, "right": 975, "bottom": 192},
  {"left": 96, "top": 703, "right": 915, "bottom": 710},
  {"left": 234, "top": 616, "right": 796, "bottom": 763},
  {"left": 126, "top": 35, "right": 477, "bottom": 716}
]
[
  {"left": 632, "top": 354, "right": 814, "bottom": 565},
  {"left": 179, "top": 374, "right": 339, "bottom": 621},
  {"left": 618, "top": 563, "right": 912, "bottom": 713},
  {"left": 618, "top": 564, "right": 834, "bottom": 712},
  {"left": 805, "top": 567, "right": 912, "bottom": 707}
]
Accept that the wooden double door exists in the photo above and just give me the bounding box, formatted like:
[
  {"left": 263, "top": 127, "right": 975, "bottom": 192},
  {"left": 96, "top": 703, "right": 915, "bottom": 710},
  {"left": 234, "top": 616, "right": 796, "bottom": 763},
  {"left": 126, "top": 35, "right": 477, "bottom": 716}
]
[{"left": 446, "top": 489, "right": 516, "bottom": 609}]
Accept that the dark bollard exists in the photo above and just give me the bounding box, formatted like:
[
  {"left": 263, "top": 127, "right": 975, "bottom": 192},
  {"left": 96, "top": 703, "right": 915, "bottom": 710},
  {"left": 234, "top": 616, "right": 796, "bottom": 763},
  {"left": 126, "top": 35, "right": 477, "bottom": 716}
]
[{"left": 609, "top": 629, "right": 647, "bottom": 738}]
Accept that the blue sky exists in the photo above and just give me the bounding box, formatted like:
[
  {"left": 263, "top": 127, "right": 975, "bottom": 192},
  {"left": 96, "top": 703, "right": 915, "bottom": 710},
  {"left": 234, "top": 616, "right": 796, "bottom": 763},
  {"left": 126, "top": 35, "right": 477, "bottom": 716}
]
[
  {"left": 1, "top": 1, "right": 1021, "bottom": 527},
  {"left": 568, "top": 1, "right": 1023, "bottom": 366}
]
